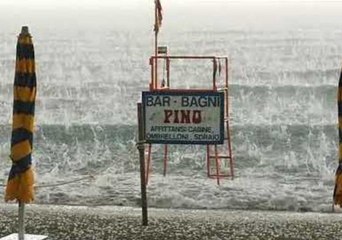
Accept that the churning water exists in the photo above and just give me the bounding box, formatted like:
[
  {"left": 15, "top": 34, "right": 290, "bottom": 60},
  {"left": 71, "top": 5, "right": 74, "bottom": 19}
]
[{"left": 1, "top": 3, "right": 342, "bottom": 212}]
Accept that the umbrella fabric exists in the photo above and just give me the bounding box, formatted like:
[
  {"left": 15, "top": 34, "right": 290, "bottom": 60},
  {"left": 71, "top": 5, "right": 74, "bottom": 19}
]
[
  {"left": 5, "top": 29, "right": 36, "bottom": 203},
  {"left": 334, "top": 69, "right": 342, "bottom": 206}
]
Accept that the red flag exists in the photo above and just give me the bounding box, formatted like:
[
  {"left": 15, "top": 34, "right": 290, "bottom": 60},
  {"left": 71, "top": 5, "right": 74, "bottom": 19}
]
[{"left": 154, "top": 0, "right": 163, "bottom": 33}]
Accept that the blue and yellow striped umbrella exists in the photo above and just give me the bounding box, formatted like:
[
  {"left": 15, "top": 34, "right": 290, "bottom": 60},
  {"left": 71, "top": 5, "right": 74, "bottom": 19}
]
[
  {"left": 5, "top": 27, "right": 36, "bottom": 203},
  {"left": 334, "top": 68, "right": 342, "bottom": 206}
]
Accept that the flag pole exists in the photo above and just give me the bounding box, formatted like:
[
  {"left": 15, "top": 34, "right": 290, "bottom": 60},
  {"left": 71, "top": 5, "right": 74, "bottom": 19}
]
[{"left": 154, "top": 0, "right": 158, "bottom": 89}]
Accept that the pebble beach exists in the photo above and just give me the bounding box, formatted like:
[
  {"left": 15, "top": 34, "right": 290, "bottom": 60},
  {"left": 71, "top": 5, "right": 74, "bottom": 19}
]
[{"left": 2, "top": 204, "right": 342, "bottom": 240}]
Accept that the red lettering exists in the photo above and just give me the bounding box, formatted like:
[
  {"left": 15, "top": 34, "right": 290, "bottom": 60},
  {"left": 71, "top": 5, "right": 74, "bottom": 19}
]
[
  {"left": 174, "top": 110, "right": 179, "bottom": 123},
  {"left": 164, "top": 110, "right": 173, "bottom": 123},
  {"left": 192, "top": 110, "right": 202, "bottom": 124},
  {"left": 180, "top": 110, "right": 191, "bottom": 123},
  {"left": 163, "top": 110, "right": 202, "bottom": 124}
]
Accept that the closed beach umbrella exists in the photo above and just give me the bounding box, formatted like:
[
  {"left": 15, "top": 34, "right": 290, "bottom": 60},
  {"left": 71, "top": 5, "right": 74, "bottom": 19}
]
[
  {"left": 5, "top": 26, "right": 37, "bottom": 203},
  {"left": 334, "top": 69, "right": 342, "bottom": 207}
]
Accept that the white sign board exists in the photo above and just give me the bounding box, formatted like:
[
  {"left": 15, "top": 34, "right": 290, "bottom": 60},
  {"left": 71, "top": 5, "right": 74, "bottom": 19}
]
[{"left": 142, "top": 91, "right": 224, "bottom": 144}]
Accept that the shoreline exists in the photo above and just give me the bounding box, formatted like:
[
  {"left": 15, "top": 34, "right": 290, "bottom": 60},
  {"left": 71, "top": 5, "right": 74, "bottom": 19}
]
[{"left": 2, "top": 204, "right": 342, "bottom": 239}]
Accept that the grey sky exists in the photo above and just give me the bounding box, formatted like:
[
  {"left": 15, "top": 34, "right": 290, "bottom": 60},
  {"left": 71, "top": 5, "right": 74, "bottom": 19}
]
[
  {"left": 1, "top": 0, "right": 342, "bottom": 32},
  {"left": 2, "top": 0, "right": 342, "bottom": 7}
]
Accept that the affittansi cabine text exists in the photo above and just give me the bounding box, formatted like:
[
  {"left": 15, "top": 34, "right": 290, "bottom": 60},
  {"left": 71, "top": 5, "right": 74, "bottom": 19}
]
[{"left": 146, "top": 95, "right": 221, "bottom": 124}]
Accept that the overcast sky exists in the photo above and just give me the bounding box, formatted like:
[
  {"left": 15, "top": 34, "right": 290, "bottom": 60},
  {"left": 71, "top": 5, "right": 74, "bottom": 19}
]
[
  {"left": 1, "top": 0, "right": 342, "bottom": 7},
  {"left": 1, "top": 0, "right": 342, "bottom": 32}
]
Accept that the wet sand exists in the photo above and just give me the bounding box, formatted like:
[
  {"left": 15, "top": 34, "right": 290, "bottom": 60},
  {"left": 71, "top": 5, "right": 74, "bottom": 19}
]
[{"left": 1, "top": 204, "right": 342, "bottom": 240}]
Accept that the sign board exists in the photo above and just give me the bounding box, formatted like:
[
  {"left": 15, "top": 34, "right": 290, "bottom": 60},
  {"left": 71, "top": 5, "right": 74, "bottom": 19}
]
[
  {"left": 157, "top": 46, "right": 168, "bottom": 54},
  {"left": 142, "top": 91, "right": 224, "bottom": 144}
]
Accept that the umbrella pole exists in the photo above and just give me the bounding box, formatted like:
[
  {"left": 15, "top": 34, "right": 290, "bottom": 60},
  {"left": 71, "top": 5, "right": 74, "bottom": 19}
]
[{"left": 18, "top": 201, "right": 25, "bottom": 240}]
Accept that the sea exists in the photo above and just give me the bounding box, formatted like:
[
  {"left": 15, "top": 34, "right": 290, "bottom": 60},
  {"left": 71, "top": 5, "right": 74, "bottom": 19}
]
[{"left": 0, "top": 1, "right": 342, "bottom": 212}]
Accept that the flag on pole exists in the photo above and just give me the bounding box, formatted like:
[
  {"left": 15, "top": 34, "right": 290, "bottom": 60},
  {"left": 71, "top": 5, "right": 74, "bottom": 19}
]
[
  {"left": 334, "top": 68, "right": 342, "bottom": 207},
  {"left": 154, "top": 0, "right": 163, "bottom": 33},
  {"left": 5, "top": 26, "right": 36, "bottom": 203}
]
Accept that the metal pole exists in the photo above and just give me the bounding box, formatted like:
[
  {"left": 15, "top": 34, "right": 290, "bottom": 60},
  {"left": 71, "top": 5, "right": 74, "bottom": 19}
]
[
  {"left": 163, "top": 144, "right": 168, "bottom": 176},
  {"left": 214, "top": 145, "right": 220, "bottom": 185},
  {"left": 154, "top": 0, "right": 158, "bottom": 89},
  {"left": 137, "top": 103, "right": 148, "bottom": 226},
  {"left": 18, "top": 201, "right": 25, "bottom": 240},
  {"left": 166, "top": 58, "right": 170, "bottom": 88},
  {"left": 146, "top": 144, "right": 152, "bottom": 184},
  {"left": 206, "top": 145, "right": 210, "bottom": 177},
  {"left": 225, "top": 57, "right": 234, "bottom": 179}
]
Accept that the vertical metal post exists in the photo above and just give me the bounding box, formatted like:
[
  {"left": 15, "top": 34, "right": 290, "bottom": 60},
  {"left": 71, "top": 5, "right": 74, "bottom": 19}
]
[
  {"left": 166, "top": 57, "right": 170, "bottom": 88},
  {"left": 163, "top": 144, "right": 168, "bottom": 176},
  {"left": 137, "top": 103, "right": 148, "bottom": 226},
  {"left": 225, "top": 57, "right": 234, "bottom": 179},
  {"left": 214, "top": 145, "right": 220, "bottom": 185},
  {"left": 149, "top": 58, "right": 154, "bottom": 90},
  {"left": 213, "top": 58, "right": 217, "bottom": 90},
  {"left": 154, "top": 1, "right": 158, "bottom": 89},
  {"left": 206, "top": 145, "right": 210, "bottom": 177},
  {"left": 146, "top": 144, "right": 152, "bottom": 184},
  {"left": 225, "top": 58, "right": 229, "bottom": 116},
  {"left": 18, "top": 201, "right": 25, "bottom": 240}
]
